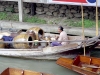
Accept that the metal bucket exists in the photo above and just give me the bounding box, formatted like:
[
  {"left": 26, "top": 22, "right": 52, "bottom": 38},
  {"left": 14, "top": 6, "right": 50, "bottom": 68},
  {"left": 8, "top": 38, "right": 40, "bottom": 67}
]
[
  {"left": 27, "top": 27, "right": 44, "bottom": 40},
  {"left": 13, "top": 32, "right": 35, "bottom": 49}
]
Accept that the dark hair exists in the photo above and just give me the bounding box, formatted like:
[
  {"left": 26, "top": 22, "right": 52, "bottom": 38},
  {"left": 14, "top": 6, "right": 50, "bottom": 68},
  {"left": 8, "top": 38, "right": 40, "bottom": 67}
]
[{"left": 59, "top": 26, "right": 63, "bottom": 31}]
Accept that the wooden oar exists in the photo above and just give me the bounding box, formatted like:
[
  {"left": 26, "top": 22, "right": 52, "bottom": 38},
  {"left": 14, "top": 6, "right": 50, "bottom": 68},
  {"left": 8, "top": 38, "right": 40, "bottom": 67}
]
[{"left": 82, "top": 64, "right": 100, "bottom": 68}]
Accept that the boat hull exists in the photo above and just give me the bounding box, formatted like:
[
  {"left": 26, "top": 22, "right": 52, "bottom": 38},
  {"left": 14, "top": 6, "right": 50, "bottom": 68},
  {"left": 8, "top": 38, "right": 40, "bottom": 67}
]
[
  {"left": 0, "top": 46, "right": 91, "bottom": 60},
  {"left": 0, "top": 67, "right": 52, "bottom": 75},
  {"left": 57, "top": 55, "right": 100, "bottom": 75}
]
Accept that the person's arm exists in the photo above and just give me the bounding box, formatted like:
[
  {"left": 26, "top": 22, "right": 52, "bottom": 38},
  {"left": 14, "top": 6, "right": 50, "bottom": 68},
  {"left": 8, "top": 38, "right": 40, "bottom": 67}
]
[{"left": 55, "top": 35, "right": 59, "bottom": 40}]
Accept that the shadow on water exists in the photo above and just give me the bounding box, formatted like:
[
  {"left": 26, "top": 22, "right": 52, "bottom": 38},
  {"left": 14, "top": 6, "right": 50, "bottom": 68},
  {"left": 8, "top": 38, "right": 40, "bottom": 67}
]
[{"left": 90, "top": 48, "right": 100, "bottom": 58}]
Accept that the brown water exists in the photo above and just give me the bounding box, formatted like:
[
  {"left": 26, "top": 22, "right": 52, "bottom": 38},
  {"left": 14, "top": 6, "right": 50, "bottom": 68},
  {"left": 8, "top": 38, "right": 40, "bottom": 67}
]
[{"left": 0, "top": 56, "right": 78, "bottom": 75}]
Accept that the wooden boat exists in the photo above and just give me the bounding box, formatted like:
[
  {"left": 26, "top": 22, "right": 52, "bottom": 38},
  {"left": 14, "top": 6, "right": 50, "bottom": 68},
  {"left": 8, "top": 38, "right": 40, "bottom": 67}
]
[
  {"left": 56, "top": 55, "right": 100, "bottom": 75},
  {"left": 0, "top": 67, "right": 52, "bottom": 75},
  {"left": 0, "top": 27, "right": 99, "bottom": 60},
  {"left": 0, "top": 34, "right": 99, "bottom": 60}
]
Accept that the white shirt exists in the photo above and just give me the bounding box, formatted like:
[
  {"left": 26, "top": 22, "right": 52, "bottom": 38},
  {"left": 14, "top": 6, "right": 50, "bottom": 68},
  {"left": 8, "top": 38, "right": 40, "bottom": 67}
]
[{"left": 58, "top": 31, "right": 68, "bottom": 45}]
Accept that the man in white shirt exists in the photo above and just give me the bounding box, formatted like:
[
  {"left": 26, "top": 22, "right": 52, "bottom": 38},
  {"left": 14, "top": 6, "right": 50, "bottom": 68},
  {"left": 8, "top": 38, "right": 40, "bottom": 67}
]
[{"left": 51, "top": 26, "right": 68, "bottom": 46}]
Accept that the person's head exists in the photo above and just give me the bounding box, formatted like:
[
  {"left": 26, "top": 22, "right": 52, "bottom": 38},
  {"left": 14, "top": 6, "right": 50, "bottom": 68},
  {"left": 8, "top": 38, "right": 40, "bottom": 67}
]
[{"left": 58, "top": 26, "right": 63, "bottom": 33}]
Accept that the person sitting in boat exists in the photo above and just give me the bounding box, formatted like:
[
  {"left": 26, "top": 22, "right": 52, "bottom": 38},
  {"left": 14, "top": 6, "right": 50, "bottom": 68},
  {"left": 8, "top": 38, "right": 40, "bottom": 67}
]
[{"left": 51, "top": 26, "right": 68, "bottom": 47}]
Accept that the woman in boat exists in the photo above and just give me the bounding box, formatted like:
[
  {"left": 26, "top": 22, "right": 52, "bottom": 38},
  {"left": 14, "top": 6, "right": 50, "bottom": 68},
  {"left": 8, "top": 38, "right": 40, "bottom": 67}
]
[{"left": 51, "top": 26, "right": 68, "bottom": 47}]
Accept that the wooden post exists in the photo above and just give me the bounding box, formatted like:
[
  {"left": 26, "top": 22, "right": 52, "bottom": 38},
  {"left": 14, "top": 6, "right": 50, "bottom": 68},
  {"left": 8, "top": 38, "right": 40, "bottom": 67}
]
[
  {"left": 18, "top": 0, "right": 23, "bottom": 22},
  {"left": 81, "top": 4, "right": 86, "bottom": 56},
  {"left": 96, "top": 0, "right": 99, "bottom": 36}
]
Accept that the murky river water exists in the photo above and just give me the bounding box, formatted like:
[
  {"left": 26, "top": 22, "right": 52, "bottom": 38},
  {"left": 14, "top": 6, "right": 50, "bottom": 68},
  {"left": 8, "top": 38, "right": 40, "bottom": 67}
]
[
  {"left": 0, "top": 48, "right": 100, "bottom": 75},
  {"left": 0, "top": 56, "right": 78, "bottom": 75}
]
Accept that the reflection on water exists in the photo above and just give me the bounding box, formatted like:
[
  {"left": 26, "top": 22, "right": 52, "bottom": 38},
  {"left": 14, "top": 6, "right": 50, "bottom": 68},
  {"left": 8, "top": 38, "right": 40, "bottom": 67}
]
[{"left": 0, "top": 56, "right": 78, "bottom": 75}]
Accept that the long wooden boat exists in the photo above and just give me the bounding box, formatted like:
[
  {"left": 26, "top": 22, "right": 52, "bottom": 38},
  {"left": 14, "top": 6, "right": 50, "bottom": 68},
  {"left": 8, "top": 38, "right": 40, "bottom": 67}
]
[
  {"left": 0, "top": 27, "right": 99, "bottom": 60},
  {"left": 56, "top": 55, "right": 100, "bottom": 75},
  {"left": 0, "top": 35, "right": 98, "bottom": 60},
  {"left": 0, "top": 67, "right": 52, "bottom": 75}
]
